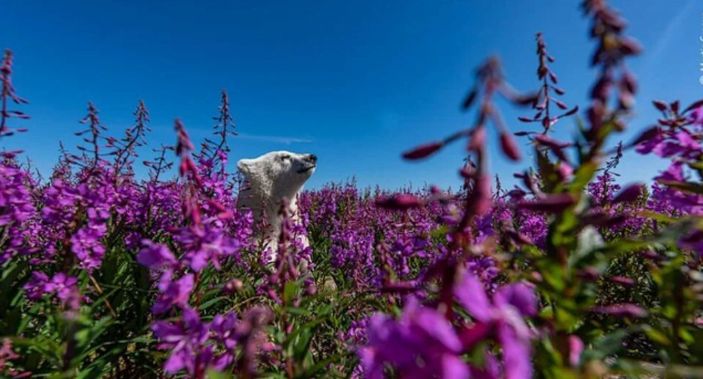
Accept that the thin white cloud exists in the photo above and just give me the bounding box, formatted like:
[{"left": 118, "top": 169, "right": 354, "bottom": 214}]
[
  {"left": 236, "top": 133, "right": 313, "bottom": 145},
  {"left": 640, "top": 0, "right": 696, "bottom": 75},
  {"left": 184, "top": 127, "right": 313, "bottom": 145}
]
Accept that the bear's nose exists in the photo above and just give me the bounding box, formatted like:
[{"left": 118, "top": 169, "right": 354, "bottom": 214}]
[{"left": 306, "top": 154, "right": 317, "bottom": 163}]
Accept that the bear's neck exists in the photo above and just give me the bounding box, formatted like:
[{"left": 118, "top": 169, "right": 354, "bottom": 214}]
[{"left": 238, "top": 177, "right": 303, "bottom": 227}]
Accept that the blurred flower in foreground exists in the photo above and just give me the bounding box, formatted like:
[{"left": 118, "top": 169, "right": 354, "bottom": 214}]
[
  {"left": 359, "top": 297, "right": 469, "bottom": 379},
  {"left": 455, "top": 271, "right": 537, "bottom": 379}
]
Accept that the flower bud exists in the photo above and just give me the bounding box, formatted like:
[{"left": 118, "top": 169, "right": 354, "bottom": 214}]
[
  {"left": 402, "top": 141, "right": 443, "bottom": 160},
  {"left": 376, "top": 194, "right": 424, "bottom": 210},
  {"left": 499, "top": 131, "right": 521, "bottom": 161}
]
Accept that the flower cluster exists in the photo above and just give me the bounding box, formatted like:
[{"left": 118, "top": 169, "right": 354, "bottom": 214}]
[
  {"left": 2, "top": 1, "right": 703, "bottom": 378},
  {"left": 360, "top": 270, "right": 536, "bottom": 379}
]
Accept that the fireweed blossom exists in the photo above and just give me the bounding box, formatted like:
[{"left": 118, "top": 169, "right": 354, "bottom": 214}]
[
  {"left": 358, "top": 267, "right": 534, "bottom": 379},
  {"left": 71, "top": 223, "right": 108, "bottom": 271},
  {"left": 152, "top": 307, "right": 212, "bottom": 376},
  {"left": 359, "top": 297, "right": 470, "bottom": 379},
  {"left": 677, "top": 228, "right": 703, "bottom": 258},
  {"left": 689, "top": 105, "right": 703, "bottom": 127},
  {"left": 0, "top": 338, "right": 29, "bottom": 378},
  {"left": 636, "top": 102, "right": 703, "bottom": 219},
  {"left": 454, "top": 270, "right": 537, "bottom": 379},
  {"left": 152, "top": 271, "right": 194, "bottom": 315},
  {"left": 45, "top": 272, "right": 80, "bottom": 307},
  {"left": 173, "top": 219, "right": 244, "bottom": 272},
  {"left": 0, "top": 162, "right": 37, "bottom": 263},
  {"left": 23, "top": 271, "right": 81, "bottom": 313},
  {"left": 37, "top": 171, "right": 117, "bottom": 271},
  {"left": 154, "top": 306, "right": 273, "bottom": 377},
  {"left": 636, "top": 130, "right": 701, "bottom": 159},
  {"left": 137, "top": 240, "right": 178, "bottom": 269},
  {"left": 22, "top": 271, "right": 50, "bottom": 301},
  {"left": 2, "top": 5, "right": 703, "bottom": 375},
  {"left": 304, "top": 186, "right": 454, "bottom": 289},
  {"left": 208, "top": 312, "right": 239, "bottom": 369},
  {"left": 643, "top": 162, "right": 703, "bottom": 217},
  {"left": 152, "top": 306, "right": 273, "bottom": 377}
]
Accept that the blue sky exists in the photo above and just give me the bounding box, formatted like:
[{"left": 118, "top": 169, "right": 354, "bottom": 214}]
[{"left": 3, "top": 0, "right": 702, "bottom": 190}]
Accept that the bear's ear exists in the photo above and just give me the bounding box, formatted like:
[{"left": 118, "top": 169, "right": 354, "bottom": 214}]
[{"left": 237, "top": 159, "right": 253, "bottom": 175}]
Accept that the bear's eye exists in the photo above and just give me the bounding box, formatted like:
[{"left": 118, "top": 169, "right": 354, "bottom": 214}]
[{"left": 279, "top": 154, "right": 291, "bottom": 161}]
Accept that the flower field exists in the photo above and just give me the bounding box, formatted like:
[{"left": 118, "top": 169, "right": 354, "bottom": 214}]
[{"left": 2, "top": 1, "right": 703, "bottom": 378}]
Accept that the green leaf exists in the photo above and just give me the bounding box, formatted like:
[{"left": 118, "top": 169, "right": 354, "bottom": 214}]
[
  {"left": 568, "top": 161, "right": 598, "bottom": 193},
  {"left": 283, "top": 281, "right": 300, "bottom": 305}
]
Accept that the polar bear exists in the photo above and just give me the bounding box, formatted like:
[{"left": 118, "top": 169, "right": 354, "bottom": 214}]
[{"left": 236, "top": 151, "right": 317, "bottom": 262}]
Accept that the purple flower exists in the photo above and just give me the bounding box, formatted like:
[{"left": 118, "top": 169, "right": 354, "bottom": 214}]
[
  {"left": 23, "top": 271, "right": 81, "bottom": 312},
  {"left": 588, "top": 171, "right": 621, "bottom": 206},
  {"left": 635, "top": 130, "right": 664, "bottom": 155},
  {"left": 47, "top": 273, "right": 79, "bottom": 304},
  {"left": 152, "top": 307, "right": 211, "bottom": 376},
  {"left": 359, "top": 297, "right": 469, "bottom": 379},
  {"left": 137, "top": 240, "right": 177, "bottom": 269},
  {"left": 230, "top": 306, "right": 273, "bottom": 375},
  {"left": 678, "top": 229, "right": 703, "bottom": 257},
  {"left": 519, "top": 213, "right": 548, "bottom": 249},
  {"left": 454, "top": 271, "right": 536, "bottom": 379},
  {"left": 652, "top": 131, "right": 701, "bottom": 158},
  {"left": 0, "top": 163, "right": 38, "bottom": 263},
  {"left": 23, "top": 271, "right": 50, "bottom": 301},
  {"left": 0, "top": 337, "right": 29, "bottom": 378},
  {"left": 690, "top": 105, "right": 703, "bottom": 126},
  {"left": 71, "top": 224, "right": 107, "bottom": 271},
  {"left": 210, "top": 312, "right": 239, "bottom": 351},
  {"left": 175, "top": 221, "right": 243, "bottom": 272},
  {"left": 153, "top": 273, "right": 194, "bottom": 315},
  {"left": 568, "top": 335, "right": 584, "bottom": 367}
]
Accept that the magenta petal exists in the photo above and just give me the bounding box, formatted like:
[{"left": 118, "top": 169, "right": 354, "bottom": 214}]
[
  {"left": 494, "top": 283, "right": 538, "bottom": 316},
  {"left": 163, "top": 350, "right": 187, "bottom": 373},
  {"left": 358, "top": 347, "right": 384, "bottom": 379},
  {"left": 455, "top": 271, "right": 492, "bottom": 322},
  {"left": 413, "top": 307, "right": 462, "bottom": 352},
  {"left": 497, "top": 322, "right": 532, "bottom": 379},
  {"left": 151, "top": 321, "right": 183, "bottom": 342},
  {"left": 568, "top": 335, "right": 584, "bottom": 367},
  {"left": 137, "top": 241, "right": 176, "bottom": 268},
  {"left": 441, "top": 354, "right": 470, "bottom": 379}
]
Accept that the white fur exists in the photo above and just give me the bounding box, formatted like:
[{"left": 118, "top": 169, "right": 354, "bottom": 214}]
[{"left": 236, "top": 151, "right": 316, "bottom": 262}]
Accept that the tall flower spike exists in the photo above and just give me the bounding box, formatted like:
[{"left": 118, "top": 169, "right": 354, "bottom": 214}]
[
  {"left": 75, "top": 102, "right": 107, "bottom": 168},
  {"left": 518, "top": 33, "right": 578, "bottom": 134},
  {"left": 144, "top": 144, "right": 174, "bottom": 182},
  {"left": 0, "top": 50, "right": 29, "bottom": 139},
  {"left": 174, "top": 119, "right": 204, "bottom": 226},
  {"left": 111, "top": 101, "right": 150, "bottom": 178},
  {"left": 202, "top": 90, "right": 237, "bottom": 175},
  {"left": 582, "top": 0, "right": 641, "bottom": 142}
]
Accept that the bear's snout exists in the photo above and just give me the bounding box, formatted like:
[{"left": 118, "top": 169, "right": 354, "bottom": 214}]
[{"left": 305, "top": 154, "right": 317, "bottom": 164}]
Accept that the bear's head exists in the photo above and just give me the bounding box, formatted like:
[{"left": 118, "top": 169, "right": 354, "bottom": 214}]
[{"left": 237, "top": 151, "right": 317, "bottom": 202}]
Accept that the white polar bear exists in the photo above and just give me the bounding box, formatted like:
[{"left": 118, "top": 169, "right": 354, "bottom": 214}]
[{"left": 236, "top": 151, "right": 317, "bottom": 262}]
